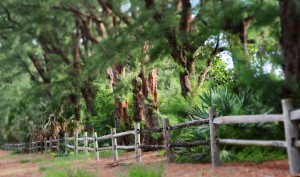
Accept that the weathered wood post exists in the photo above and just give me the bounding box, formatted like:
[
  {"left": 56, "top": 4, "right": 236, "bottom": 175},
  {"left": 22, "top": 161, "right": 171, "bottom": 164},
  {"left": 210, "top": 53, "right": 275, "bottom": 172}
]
[
  {"left": 163, "top": 118, "right": 173, "bottom": 162},
  {"left": 209, "top": 107, "right": 219, "bottom": 167},
  {"left": 57, "top": 135, "right": 60, "bottom": 152},
  {"left": 111, "top": 128, "right": 118, "bottom": 161},
  {"left": 93, "top": 132, "right": 99, "bottom": 160},
  {"left": 44, "top": 139, "right": 48, "bottom": 153},
  {"left": 84, "top": 132, "right": 88, "bottom": 156},
  {"left": 49, "top": 138, "right": 53, "bottom": 153},
  {"left": 64, "top": 133, "right": 68, "bottom": 155},
  {"left": 134, "top": 122, "right": 141, "bottom": 162},
  {"left": 33, "top": 142, "right": 36, "bottom": 153},
  {"left": 74, "top": 132, "right": 78, "bottom": 155},
  {"left": 282, "top": 99, "right": 300, "bottom": 175}
]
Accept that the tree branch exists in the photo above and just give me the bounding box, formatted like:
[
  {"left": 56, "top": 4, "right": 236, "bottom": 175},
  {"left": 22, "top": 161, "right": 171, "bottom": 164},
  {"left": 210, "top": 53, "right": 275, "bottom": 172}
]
[
  {"left": 96, "top": 0, "right": 131, "bottom": 25},
  {"left": 18, "top": 58, "right": 36, "bottom": 81},
  {"left": 28, "top": 53, "right": 50, "bottom": 84}
]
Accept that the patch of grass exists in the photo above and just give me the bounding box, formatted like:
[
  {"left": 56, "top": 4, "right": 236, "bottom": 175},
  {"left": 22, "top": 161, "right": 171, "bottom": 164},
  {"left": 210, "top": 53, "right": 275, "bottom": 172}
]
[
  {"left": 118, "top": 163, "right": 164, "bottom": 177},
  {"left": 10, "top": 148, "right": 22, "bottom": 155},
  {"left": 0, "top": 153, "right": 12, "bottom": 160},
  {"left": 32, "top": 158, "right": 45, "bottom": 163},
  {"left": 39, "top": 160, "right": 72, "bottom": 171},
  {"left": 98, "top": 149, "right": 125, "bottom": 158},
  {"left": 43, "top": 168, "right": 96, "bottom": 177},
  {"left": 20, "top": 159, "right": 30, "bottom": 163}
]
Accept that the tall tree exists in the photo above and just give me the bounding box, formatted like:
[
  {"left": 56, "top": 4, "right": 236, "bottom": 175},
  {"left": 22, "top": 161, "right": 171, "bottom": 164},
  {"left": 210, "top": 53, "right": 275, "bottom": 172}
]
[{"left": 280, "top": 0, "right": 300, "bottom": 94}]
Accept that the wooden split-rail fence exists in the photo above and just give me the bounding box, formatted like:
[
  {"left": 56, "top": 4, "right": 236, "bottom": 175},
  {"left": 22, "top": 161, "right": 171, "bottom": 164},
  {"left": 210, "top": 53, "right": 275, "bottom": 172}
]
[
  {"left": 3, "top": 99, "right": 300, "bottom": 175},
  {"left": 4, "top": 139, "right": 60, "bottom": 153}
]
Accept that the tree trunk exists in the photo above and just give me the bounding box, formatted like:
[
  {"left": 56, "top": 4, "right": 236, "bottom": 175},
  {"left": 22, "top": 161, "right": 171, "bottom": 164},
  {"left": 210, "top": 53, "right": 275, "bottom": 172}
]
[
  {"left": 133, "top": 77, "right": 144, "bottom": 122},
  {"left": 149, "top": 1, "right": 195, "bottom": 98},
  {"left": 180, "top": 70, "right": 192, "bottom": 98},
  {"left": 141, "top": 69, "right": 161, "bottom": 145},
  {"left": 107, "top": 63, "right": 130, "bottom": 130},
  {"left": 68, "top": 93, "right": 81, "bottom": 121},
  {"left": 114, "top": 99, "right": 130, "bottom": 129},
  {"left": 68, "top": 19, "right": 81, "bottom": 123},
  {"left": 81, "top": 81, "right": 95, "bottom": 131},
  {"left": 280, "top": 0, "right": 300, "bottom": 92}
]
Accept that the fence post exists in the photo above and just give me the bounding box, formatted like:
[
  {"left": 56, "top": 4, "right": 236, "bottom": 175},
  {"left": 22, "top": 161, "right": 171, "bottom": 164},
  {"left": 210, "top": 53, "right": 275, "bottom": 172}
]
[
  {"left": 74, "top": 131, "right": 78, "bottom": 155},
  {"left": 57, "top": 135, "right": 60, "bottom": 152},
  {"left": 134, "top": 122, "right": 141, "bottom": 162},
  {"left": 93, "top": 132, "right": 99, "bottom": 160},
  {"left": 33, "top": 142, "right": 35, "bottom": 153},
  {"left": 163, "top": 118, "right": 173, "bottom": 162},
  {"left": 84, "top": 132, "right": 88, "bottom": 156},
  {"left": 282, "top": 99, "right": 300, "bottom": 175},
  {"left": 209, "top": 107, "right": 219, "bottom": 167},
  {"left": 64, "top": 133, "right": 68, "bottom": 155},
  {"left": 44, "top": 139, "right": 47, "bottom": 153},
  {"left": 49, "top": 138, "right": 53, "bottom": 153},
  {"left": 111, "top": 128, "right": 118, "bottom": 161}
]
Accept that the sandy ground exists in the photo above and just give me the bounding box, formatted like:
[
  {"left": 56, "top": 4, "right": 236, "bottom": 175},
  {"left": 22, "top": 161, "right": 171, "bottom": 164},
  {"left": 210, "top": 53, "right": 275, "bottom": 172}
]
[{"left": 0, "top": 150, "right": 292, "bottom": 177}]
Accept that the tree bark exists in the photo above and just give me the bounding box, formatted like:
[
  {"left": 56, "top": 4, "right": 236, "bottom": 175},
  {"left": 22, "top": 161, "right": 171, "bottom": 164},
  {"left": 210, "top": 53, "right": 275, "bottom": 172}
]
[
  {"left": 150, "top": 0, "right": 195, "bottom": 98},
  {"left": 28, "top": 53, "right": 51, "bottom": 84},
  {"left": 68, "top": 19, "right": 81, "bottom": 123},
  {"left": 280, "top": 0, "right": 300, "bottom": 92},
  {"left": 132, "top": 41, "right": 162, "bottom": 145},
  {"left": 67, "top": 93, "right": 81, "bottom": 121},
  {"left": 107, "top": 63, "right": 130, "bottom": 129},
  {"left": 81, "top": 81, "right": 95, "bottom": 131},
  {"left": 133, "top": 77, "right": 144, "bottom": 122},
  {"left": 224, "top": 18, "right": 250, "bottom": 56},
  {"left": 141, "top": 69, "right": 161, "bottom": 145}
]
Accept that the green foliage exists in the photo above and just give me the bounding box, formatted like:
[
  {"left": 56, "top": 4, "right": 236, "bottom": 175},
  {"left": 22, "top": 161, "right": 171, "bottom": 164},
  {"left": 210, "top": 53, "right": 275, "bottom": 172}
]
[
  {"left": 10, "top": 148, "right": 23, "bottom": 155},
  {"left": 231, "top": 147, "right": 286, "bottom": 163},
  {"left": 90, "top": 85, "right": 114, "bottom": 137},
  {"left": 43, "top": 169, "right": 96, "bottom": 177},
  {"left": 20, "top": 159, "right": 30, "bottom": 163},
  {"left": 175, "top": 86, "right": 284, "bottom": 162},
  {"left": 98, "top": 150, "right": 125, "bottom": 158},
  {"left": 0, "top": 0, "right": 292, "bottom": 165},
  {"left": 39, "top": 160, "right": 72, "bottom": 171},
  {"left": 118, "top": 164, "right": 164, "bottom": 177}
]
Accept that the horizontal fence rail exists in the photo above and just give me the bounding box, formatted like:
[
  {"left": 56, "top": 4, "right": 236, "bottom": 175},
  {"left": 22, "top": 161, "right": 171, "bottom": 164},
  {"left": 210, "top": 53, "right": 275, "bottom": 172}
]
[
  {"left": 213, "top": 114, "right": 283, "bottom": 124},
  {"left": 113, "top": 130, "right": 135, "bottom": 138},
  {"left": 290, "top": 109, "right": 300, "bottom": 120},
  {"left": 139, "top": 145, "right": 164, "bottom": 150},
  {"left": 209, "top": 99, "right": 300, "bottom": 175},
  {"left": 170, "top": 140, "right": 210, "bottom": 147},
  {"left": 218, "top": 139, "right": 287, "bottom": 148},
  {"left": 170, "top": 119, "right": 209, "bottom": 130},
  {"left": 4, "top": 139, "right": 60, "bottom": 153},
  {"left": 141, "top": 127, "right": 163, "bottom": 133}
]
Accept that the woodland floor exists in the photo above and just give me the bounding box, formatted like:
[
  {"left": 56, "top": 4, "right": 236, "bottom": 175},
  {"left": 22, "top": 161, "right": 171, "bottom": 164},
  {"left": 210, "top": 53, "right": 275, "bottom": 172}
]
[{"left": 0, "top": 150, "right": 292, "bottom": 177}]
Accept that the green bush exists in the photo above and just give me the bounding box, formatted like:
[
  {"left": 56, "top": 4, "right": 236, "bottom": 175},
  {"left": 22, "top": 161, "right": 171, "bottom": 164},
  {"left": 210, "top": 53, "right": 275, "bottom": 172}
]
[
  {"left": 174, "top": 86, "right": 285, "bottom": 163},
  {"left": 233, "top": 147, "right": 286, "bottom": 163}
]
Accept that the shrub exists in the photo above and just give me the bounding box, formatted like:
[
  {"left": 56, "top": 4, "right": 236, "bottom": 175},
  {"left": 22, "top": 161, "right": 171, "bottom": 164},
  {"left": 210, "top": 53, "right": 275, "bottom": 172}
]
[{"left": 174, "top": 86, "right": 285, "bottom": 163}]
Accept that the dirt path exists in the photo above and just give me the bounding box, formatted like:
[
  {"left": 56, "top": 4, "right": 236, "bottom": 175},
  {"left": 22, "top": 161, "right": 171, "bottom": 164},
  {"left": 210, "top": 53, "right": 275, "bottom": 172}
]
[{"left": 0, "top": 150, "right": 290, "bottom": 177}]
